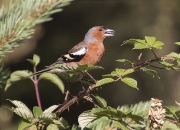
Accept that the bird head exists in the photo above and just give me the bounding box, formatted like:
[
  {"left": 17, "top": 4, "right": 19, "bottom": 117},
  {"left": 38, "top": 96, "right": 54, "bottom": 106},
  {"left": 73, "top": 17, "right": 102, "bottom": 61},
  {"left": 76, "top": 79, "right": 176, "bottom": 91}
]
[{"left": 84, "top": 26, "right": 115, "bottom": 43}]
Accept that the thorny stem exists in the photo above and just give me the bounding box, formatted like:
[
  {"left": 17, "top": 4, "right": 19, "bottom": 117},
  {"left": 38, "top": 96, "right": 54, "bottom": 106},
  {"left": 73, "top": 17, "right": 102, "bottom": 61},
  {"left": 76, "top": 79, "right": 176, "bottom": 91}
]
[
  {"left": 33, "top": 66, "right": 42, "bottom": 109},
  {"left": 55, "top": 57, "right": 161, "bottom": 115},
  {"left": 163, "top": 117, "right": 180, "bottom": 124}
]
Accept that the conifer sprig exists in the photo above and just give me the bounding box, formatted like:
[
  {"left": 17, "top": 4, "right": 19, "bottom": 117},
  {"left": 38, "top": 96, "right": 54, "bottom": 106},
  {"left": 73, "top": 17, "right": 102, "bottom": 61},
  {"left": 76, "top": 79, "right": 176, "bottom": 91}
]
[{"left": 0, "top": 0, "right": 73, "bottom": 56}]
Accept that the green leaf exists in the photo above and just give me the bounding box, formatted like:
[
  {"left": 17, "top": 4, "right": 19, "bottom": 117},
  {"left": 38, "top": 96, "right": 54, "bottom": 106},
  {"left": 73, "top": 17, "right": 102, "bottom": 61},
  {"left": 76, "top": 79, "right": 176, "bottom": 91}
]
[
  {"left": 163, "top": 121, "right": 180, "bottom": 130},
  {"left": 78, "top": 111, "right": 97, "bottom": 130},
  {"left": 165, "top": 106, "right": 180, "bottom": 119},
  {"left": 140, "top": 67, "right": 159, "bottom": 78},
  {"left": 122, "top": 69, "right": 134, "bottom": 76},
  {"left": 118, "top": 100, "right": 152, "bottom": 129},
  {"left": 121, "top": 77, "right": 138, "bottom": 89},
  {"left": 39, "top": 73, "right": 64, "bottom": 93},
  {"left": 95, "top": 78, "right": 114, "bottom": 87},
  {"left": 86, "top": 116, "right": 128, "bottom": 130},
  {"left": 50, "top": 118, "right": 68, "bottom": 129},
  {"left": 8, "top": 99, "right": 34, "bottom": 120},
  {"left": 116, "top": 59, "right": 133, "bottom": 65},
  {"left": 166, "top": 52, "right": 180, "bottom": 59},
  {"left": 152, "top": 41, "right": 164, "bottom": 49},
  {"left": 27, "top": 54, "right": 40, "bottom": 67},
  {"left": 18, "top": 120, "right": 32, "bottom": 130},
  {"left": 33, "top": 54, "right": 40, "bottom": 66},
  {"left": 145, "top": 36, "right": 156, "bottom": 46},
  {"left": 175, "top": 42, "right": 180, "bottom": 45},
  {"left": 5, "top": 70, "right": 32, "bottom": 91},
  {"left": 177, "top": 60, "right": 180, "bottom": 66},
  {"left": 39, "top": 105, "right": 59, "bottom": 120},
  {"left": 33, "top": 106, "right": 42, "bottom": 118},
  {"left": 133, "top": 43, "right": 149, "bottom": 49},
  {"left": 47, "top": 124, "right": 59, "bottom": 130},
  {"left": 115, "top": 68, "right": 125, "bottom": 76},
  {"left": 92, "top": 95, "right": 107, "bottom": 108}
]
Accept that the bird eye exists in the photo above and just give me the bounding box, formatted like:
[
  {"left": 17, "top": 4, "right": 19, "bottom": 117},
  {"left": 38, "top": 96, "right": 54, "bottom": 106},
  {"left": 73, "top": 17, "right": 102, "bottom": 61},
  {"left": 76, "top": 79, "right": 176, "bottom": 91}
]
[{"left": 99, "top": 29, "right": 102, "bottom": 31}]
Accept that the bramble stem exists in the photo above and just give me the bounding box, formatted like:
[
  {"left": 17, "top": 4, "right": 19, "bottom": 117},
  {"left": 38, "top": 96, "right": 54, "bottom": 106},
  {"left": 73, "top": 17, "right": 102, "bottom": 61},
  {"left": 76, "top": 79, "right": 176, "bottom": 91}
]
[{"left": 33, "top": 67, "right": 42, "bottom": 109}]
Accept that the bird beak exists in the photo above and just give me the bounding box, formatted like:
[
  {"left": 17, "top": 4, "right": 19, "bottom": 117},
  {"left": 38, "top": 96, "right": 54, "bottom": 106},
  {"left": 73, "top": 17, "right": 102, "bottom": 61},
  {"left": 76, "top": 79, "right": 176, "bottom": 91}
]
[{"left": 104, "top": 28, "right": 115, "bottom": 36}]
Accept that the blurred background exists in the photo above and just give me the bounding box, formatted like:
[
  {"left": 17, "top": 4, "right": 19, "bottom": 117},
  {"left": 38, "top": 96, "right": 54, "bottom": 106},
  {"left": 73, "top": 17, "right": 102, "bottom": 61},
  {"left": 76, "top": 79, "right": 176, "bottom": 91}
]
[{"left": 0, "top": 0, "right": 180, "bottom": 129}]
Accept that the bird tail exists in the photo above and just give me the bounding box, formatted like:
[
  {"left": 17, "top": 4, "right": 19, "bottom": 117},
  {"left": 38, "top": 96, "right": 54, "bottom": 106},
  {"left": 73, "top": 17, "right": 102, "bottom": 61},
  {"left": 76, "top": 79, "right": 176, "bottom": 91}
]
[{"left": 27, "top": 68, "right": 52, "bottom": 78}]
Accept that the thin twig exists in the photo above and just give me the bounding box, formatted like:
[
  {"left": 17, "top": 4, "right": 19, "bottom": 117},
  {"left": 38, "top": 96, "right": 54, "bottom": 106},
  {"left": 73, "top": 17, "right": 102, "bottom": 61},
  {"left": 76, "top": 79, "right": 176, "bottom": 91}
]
[
  {"left": 85, "top": 71, "right": 97, "bottom": 83},
  {"left": 33, "top": 67, "right": 42, "bottom": 109},
  {"left": 83, "top": 95, "right": 100, "bottom": 108},
  {"left": 151, "top": 49, "right": 158, "bottom": 59},
  {"left": 163, "top": 117, "right": 180, "bottom": 123}
]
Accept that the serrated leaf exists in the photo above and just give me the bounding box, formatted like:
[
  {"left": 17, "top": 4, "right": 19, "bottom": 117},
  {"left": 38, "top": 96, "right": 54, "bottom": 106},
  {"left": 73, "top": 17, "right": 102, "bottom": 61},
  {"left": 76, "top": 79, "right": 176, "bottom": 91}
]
[
  {"left": 86, "top": 116, "right": 128, "bottom": 130},
  {"left": 118, "top": 100, "right": 152, "bottom": 129},
  {"left": 133, "top": 43, "right": 149, "bottom": 49},
  {"left": 122, "top": 39, "right": 146, "bottom": 45},
  {"left": 152, "top": 41, "right": 164, "bottom": 49},
  {"left": 5, "top": 70, "right": 32, "bottom": 91},
  {"left": 18, "top": 120, "right": 32, "bottom": 130},
  {"left": 39, "top": 105, "right": 58, "bottom": 120},
  {"left": 95, "top": 78, "right": 114, "bottom": 87},
  {"left": 115, "top": 68, "right": 125, "bottom": 76},
  {"left": 165, "top": 106, "right": 180, "bottom": 119},
  {"left": 121, "top": 77, "right": 138, "bottom": 89},
  {"left": 39, "top": 73, "right": 64, "bottom": 93},
  {"left": 78, "top": 111, "right": 97, "bottom": 130},
  {"left": 91, "top": 108, "right": 118, "bottom": 118},
  {"left": 92, "top": 95, "right": 107, "bottom": 108},
  {"left": 122, "top": 69, "right": 134, "bottom": 76},
  {"left": 145, "top": 36, "right": 156, "bottom": 46},
  {"left": 167, "top": 52, "right": 180, "bottom": 59},
  {"left": 33, "top": 106, "right": 42, "bottom": 118},
  {"left": 175, "top": 42, "right": 180, "bottom": 45},
  {"left": 8, "top": 99, "right": 33, "bottom": 120}
]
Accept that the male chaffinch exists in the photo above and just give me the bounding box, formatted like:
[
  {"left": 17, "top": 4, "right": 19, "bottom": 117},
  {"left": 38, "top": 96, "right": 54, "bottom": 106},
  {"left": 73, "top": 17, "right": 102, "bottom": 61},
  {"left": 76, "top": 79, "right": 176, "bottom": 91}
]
[{"left": 31, "top": 26, "right": 115, "bottom": 76}]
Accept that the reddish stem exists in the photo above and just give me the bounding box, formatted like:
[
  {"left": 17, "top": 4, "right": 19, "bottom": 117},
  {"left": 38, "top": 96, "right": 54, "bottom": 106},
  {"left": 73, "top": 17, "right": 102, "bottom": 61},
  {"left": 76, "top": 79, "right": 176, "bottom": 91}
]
[{"left": 33, "top": 67, "right": 42, "bottom": 109}]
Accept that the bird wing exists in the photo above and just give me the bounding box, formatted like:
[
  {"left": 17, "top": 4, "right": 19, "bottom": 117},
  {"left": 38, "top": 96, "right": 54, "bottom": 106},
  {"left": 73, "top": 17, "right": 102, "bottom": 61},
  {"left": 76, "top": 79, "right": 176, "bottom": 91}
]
[{"left": 54, "top": 45, "right": 88, "bottom": 65}]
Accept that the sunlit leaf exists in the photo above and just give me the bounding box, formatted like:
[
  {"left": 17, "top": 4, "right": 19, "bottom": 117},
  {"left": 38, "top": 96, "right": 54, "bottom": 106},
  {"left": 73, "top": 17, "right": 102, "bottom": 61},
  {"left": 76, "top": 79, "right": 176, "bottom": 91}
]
[
  {"left": 175, "top": 42, "right": 180, "bottom": 45},
  {"left": 145, "top": 36, "right": 156, "bottom": 46},
  {"left": 115, "top": 68, "right": 125, "bottom": 76},
  {"left": 78, "top": 111, "right": 97, "bottom": 130},
  {"left": 95, "top": 78, "right": 114, "bottom": 87},
  {"left": 18, "top": 120, "right": 32, "bottom": 130},
  {"left": 166, "top": 52, "right": 180, "bottom": 59},
  {"left": 39, "top": 73, "right": 64, "bottom": 93},
  {"left": 152, "top": 41, "right": 164, "bottom": 49},
  {"left": 122, "top": 69, "right": 134, "bottom": 76},
  {"left": 121, "top": 77, "right": 138, "bottom": 89},
  {"left": 133, "top": 43, "right": 149, "bottom": 49},
  {"left": 33, "top": 54, "right": 40, "bottom": 66},
  {"left": 39, "top": 105, "right": 58, "bottom": 120},
  {"left": 8, "top": 99, "right": 33, "bottom": 120}
]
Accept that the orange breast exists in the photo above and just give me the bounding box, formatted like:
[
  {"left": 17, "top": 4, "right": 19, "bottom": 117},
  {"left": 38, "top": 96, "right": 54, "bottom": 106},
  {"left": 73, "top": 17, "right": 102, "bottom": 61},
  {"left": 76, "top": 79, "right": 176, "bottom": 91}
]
[{"left": 78, "top": 42, "right": 105, "bottom": 65}]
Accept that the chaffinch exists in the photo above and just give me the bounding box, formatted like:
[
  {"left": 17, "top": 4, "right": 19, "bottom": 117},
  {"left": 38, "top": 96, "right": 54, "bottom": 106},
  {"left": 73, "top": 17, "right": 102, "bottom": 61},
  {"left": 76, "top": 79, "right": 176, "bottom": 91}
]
[{"left": 31, "top": 26, "right": 115, "bottom": 76}]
